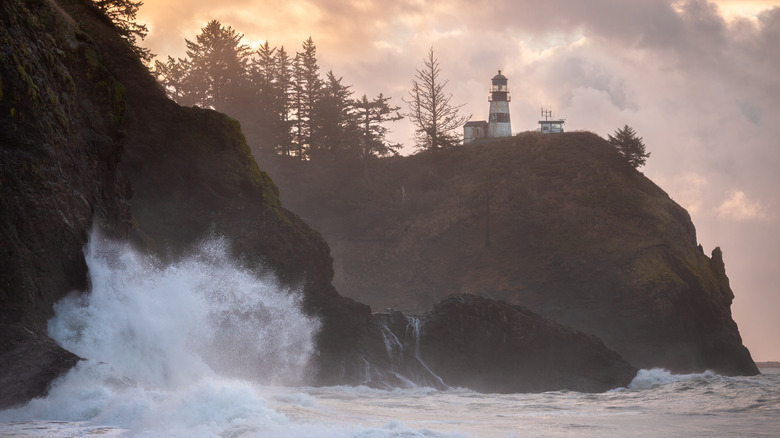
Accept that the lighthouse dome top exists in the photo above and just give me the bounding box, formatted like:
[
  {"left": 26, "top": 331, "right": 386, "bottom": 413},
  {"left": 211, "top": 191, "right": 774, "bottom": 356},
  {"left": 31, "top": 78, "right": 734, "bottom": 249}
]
[{"left": 492, "top": 70, "right": 507, "bottom": 81}]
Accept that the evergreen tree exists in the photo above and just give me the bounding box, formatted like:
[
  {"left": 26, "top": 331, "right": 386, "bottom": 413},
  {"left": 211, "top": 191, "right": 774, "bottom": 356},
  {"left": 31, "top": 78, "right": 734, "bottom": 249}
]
[
  {"left": 91, "top": 0, "right": 153, "bottom": 63},
  {"left": 291, "top": 53, "right": 307, "bottom": 159},
  {"left": 353, "top": 93, "right": 403, "bottom": 158},
  {"left": 404, "top": 47, "right": 469, "bottom": 152},
  {"left": 247, "top": 41, "right": 279, "bottom": 153},
  {"left": 291, "top": 37, "right": 322, "bottom": 159},
  {"left": 153, "top": 56, "right": 190, "bottom": 104},
  {"left": 274, "top": 46, "right": 294, "bottom": 156},
  {"left": 183, "top": 20, "right": 252, "bottom": 112},
  {"left": 608, "top": 125, "right": 650, "bottom": 168},
  {"left": 152, "top": 27, "right": 398, "bottom": 162},
  {"left": 311, "top": 71, "right": 358, "bottom": 159}
]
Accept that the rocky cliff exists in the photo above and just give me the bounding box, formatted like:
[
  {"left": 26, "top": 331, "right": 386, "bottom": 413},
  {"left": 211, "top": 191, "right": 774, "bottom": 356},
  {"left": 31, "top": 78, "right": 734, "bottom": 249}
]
[
  {"left": 0, "top": 0, "right": 638, "bottom": 408},
  {"left": 0, "top": 0, "right": 132, "bottom": 406},
  {"left": 263, "top": 134, "right": 759, "bottom": 376}
]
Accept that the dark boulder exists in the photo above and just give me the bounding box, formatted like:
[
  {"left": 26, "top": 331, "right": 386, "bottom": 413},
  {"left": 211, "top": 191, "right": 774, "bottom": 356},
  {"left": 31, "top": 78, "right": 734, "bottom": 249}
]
[{"left": 415, "top": 294, "right": 637, "bottom": 393}]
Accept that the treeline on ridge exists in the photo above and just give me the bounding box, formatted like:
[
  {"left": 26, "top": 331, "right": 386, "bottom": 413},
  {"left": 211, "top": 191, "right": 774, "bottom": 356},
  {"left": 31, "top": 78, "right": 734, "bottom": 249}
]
[{"left": 152, "top": 20, "right": 403, "bottom": 161}]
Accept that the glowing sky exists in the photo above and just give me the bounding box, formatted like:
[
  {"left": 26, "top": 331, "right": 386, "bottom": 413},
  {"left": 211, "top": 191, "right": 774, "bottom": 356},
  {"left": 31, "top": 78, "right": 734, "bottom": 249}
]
[{"left": 138, "top": 0, "right": 780, "bottom": 361}]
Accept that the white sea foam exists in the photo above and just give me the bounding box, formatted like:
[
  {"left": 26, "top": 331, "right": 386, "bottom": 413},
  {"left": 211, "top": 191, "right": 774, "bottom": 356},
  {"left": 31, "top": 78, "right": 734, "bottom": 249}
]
[
  {"left": 628, "top": 368, "right": 718, "bottom": 389},
  {"left": 48, "top": 234, "right": 319, "bottom": 387}
]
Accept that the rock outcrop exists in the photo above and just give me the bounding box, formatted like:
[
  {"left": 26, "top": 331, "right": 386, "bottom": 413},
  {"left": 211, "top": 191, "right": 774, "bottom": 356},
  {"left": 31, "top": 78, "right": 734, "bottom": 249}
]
[
  {"left": 262, "top": 134, "right": 759, "bottom": 376},
  {"left": 377, "top": 294, "right": 638, "bottom": 393}
]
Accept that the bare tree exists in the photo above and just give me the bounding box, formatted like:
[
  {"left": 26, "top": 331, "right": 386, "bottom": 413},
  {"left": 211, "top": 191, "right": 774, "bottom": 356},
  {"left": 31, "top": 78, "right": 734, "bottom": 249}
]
[{"left": 404, "top": 47, "right": 469, "bottom": 152}]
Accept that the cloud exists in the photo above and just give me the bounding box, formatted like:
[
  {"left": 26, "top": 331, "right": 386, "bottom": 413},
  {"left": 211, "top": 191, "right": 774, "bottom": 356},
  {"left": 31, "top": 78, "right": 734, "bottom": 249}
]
[
  {"left": 715, "top": 190, "right": 768, "bottom": 221},
  {"left": 653, "top": 171, "right": 709, "bottom": 215}
]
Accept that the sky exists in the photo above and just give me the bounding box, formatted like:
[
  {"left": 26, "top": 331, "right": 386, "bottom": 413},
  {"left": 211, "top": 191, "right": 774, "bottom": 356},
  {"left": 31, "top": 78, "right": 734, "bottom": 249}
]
[{"left": 137, "top": 0, "right": 780, "bottom": 362}]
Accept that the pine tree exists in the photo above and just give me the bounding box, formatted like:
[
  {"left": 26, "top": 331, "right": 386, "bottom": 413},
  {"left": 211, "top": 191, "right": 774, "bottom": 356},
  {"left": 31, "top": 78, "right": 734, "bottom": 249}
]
[
  {"left": 183, "top": 20, "right": 251, "bottom": 112},
  {"left": 153, "top": 56, "right": 190, "bottom": 104},
  {"left": 291, "top": 37, "right": 322, "bottom": 159},
  {"left": 353, "top": 93, "right": 403, "bottom": 158},
  {"left": 608, "top": 125, "right": 650, "bottom": 169},
  {"left": 404, "top": 47, "right": 469, "bottom": 152},
  {"left": 311, "top": 71, "right": 358, "bottom": 159},
  {"left": 274, "top": 46, "right": 294, "bottom": 156},
  {"left": 91, "top": 0, "right": 153, "bottom": 63},
  {"left": 247, "top": 41, "right": 278, "bottom": 154}
]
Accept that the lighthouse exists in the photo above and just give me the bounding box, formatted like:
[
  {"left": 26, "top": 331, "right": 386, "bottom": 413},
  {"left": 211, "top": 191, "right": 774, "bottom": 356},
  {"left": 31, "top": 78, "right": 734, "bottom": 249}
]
[{"left": 487, "top": 70, "right": 511, "bottom": 137}]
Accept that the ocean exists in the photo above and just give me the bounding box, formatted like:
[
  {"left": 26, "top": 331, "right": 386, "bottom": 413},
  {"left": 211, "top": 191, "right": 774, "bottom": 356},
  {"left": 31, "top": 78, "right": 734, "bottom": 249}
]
[{"left": 1, "top": 236, "right": 777, "bottom": 437}]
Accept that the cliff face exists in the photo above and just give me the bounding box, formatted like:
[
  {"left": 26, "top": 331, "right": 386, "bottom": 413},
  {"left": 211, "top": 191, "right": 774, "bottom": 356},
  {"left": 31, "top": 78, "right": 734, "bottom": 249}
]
[
  {"left": 0, "top": 0, "right": 132, "bottom": 406},
  {"left": 263, "top": 134, "right": 759, "bottom": 376}
]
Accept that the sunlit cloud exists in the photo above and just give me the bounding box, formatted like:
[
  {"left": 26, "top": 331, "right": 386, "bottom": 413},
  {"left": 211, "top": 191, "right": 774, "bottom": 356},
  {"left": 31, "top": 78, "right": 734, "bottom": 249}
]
[
  {"left": 714, "top": 0, "right": 779, "bottom": 20},
  {"left": 716, "top": 190, "right": 768, "bottom": 221}
]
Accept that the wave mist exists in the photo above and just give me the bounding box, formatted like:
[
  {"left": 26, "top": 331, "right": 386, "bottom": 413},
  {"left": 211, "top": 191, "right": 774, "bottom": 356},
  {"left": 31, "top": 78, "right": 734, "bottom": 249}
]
[{"left": 1, "top": 234, "right": 321, "bottom": 435}]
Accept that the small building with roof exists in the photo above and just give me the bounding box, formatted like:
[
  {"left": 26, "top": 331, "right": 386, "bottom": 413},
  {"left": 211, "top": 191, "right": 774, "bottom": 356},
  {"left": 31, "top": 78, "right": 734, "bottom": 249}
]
[
  {"left": 539, "top": 108, "right": 565, "bottom": 134},
  {"left": 463, "top": 121, "right": 488, "bottom": 143},
  {"left": 539, "top": 120, "right": 565, "bottom": 134}
]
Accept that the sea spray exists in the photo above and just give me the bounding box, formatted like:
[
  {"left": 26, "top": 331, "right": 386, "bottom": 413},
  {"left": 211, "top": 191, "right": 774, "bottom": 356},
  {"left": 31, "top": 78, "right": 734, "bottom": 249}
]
[
  {"left": 48, "top": 234, "right": 319, "bottom": 387},
  {"left": 0, "top": 234, "right": 328, "bottom": 435}
]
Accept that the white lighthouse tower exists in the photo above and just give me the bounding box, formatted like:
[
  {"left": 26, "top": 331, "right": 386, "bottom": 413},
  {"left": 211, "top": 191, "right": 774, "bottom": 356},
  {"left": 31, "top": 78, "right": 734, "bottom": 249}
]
[{"left": 487, "top": 70, "right": 511, "bottom": 137}]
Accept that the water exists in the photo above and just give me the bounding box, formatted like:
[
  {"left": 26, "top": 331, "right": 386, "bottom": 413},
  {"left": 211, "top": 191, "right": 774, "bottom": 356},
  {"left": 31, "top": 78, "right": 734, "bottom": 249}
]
[{"left": 1, "top": 236, "right": 778, "bottom": 437}]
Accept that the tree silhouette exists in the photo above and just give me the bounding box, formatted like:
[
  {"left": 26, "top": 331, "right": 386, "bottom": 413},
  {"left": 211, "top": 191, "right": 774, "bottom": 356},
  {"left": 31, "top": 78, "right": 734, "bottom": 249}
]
[
  {"left": 311, "top": 71, "right": 358, "bottom": 159},
  {"left": 152, "top": 26, "right": 401, "bottom": 161},
  {"left": 246, "top": 41, "right": 280, "bottom": 154},
  {"left": 91, "top": 0, "right": 153, "bottom": 63},
  {"left": 183, "top": 20, "right": 251, "bottom": 112},
  {"left": 354, "top": 93, "right": 403, "bottom": 158},
  {"left": 274, "top": 46, "right": 295, "bottom": 156},
  {"left": 608, "top": 125, "right": 650, "bottom": 168},
  {"left": 153, "top": 55, "right": 188, "bottom": 103},
  {"left": 291, "top": 37, "right": 322, "bottom": 159},
  {"left": 404, "top": 47, "right": 469, "bottom": 152}
]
